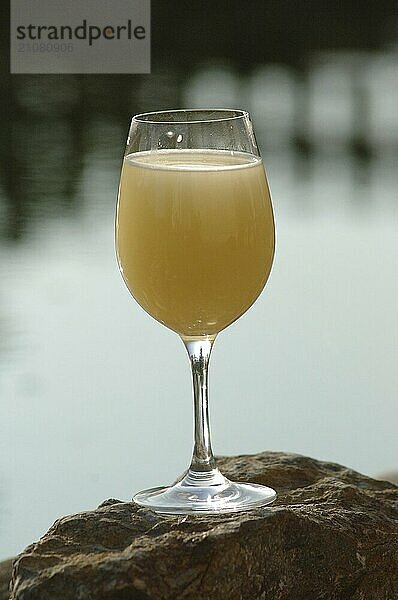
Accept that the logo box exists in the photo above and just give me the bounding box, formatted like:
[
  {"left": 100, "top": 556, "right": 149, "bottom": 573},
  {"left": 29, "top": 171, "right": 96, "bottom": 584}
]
[{"left": 11, "top": 0, "right": 150, "bottom": 74}]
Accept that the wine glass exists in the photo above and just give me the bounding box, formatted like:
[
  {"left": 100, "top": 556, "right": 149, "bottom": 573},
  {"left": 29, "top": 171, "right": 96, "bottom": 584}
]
[{"left": 116, "top": 109, "right": 276, "bottom": 514}]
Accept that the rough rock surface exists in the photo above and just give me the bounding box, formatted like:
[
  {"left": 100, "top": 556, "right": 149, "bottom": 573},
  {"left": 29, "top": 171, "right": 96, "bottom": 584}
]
[
  {"left": 0, "top": 560, "right": 13, "bottom": 600},
  {"left": 10, "top": 452, "right": 398, "bottom": 599}
]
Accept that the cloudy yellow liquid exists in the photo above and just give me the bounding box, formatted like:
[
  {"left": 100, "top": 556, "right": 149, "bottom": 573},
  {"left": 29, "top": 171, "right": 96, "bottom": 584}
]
[{"left": 116, "top": 150, "right": 275, "bottom": 337}]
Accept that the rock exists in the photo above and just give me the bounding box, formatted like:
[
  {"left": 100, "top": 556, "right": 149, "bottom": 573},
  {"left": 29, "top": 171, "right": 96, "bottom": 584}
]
[
  {"left": 378, "top": 471, "right": 398, "bottom": 485},
  {"left": 0, "top": 559, "right": 13, "bottom": 600},
  {"left": 10, "top": 452, "right": 398, "bottom": 599}
]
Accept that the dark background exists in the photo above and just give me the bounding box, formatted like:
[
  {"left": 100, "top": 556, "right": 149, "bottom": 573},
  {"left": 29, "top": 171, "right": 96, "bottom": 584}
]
[{"left": 1, "top": 0, "right": 398, "bottom": 240}]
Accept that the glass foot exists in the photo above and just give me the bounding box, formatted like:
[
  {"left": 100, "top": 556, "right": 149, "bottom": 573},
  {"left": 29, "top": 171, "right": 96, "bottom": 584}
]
[{"left": 133, "top": 471, "right": 276, "bottom": 514}]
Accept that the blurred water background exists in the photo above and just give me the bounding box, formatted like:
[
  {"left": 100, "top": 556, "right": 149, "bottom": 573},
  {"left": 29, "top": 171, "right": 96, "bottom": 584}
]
[{"left": 1, "top": 1, "right": 397, "bottom": 559}]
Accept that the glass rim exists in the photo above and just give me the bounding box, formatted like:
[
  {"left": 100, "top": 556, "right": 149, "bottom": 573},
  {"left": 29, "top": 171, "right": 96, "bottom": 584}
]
[{"left": 131, "top": 108, "right": 250, "bottom": 125}]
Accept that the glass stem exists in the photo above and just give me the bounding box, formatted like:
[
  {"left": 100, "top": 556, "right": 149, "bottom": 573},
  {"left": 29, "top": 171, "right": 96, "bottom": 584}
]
[{"left": 181, "top": 336, "right": 226, "bottom": 487}]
